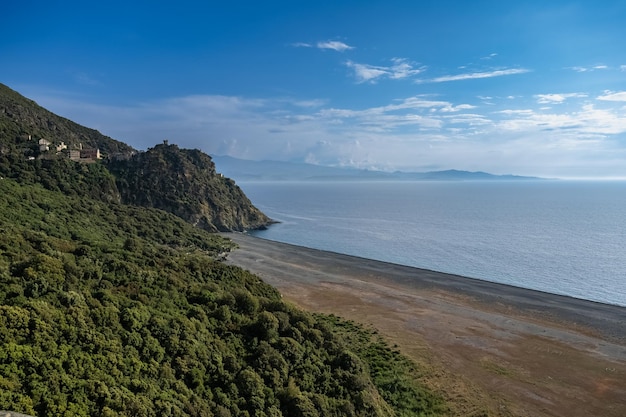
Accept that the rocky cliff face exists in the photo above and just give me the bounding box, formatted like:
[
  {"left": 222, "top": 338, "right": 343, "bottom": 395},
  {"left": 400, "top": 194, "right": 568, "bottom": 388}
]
[
  {"left": 0, "top": 84, "right": 272, "bottom": 232},
  {"left": 107, "top": 143, "right": 272, "bottom": 232}
]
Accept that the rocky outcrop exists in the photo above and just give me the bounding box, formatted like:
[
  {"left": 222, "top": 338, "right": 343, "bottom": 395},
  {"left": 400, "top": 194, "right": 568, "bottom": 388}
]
[{"left": 107, "top": 143, "right": 273, "bottom": 232}]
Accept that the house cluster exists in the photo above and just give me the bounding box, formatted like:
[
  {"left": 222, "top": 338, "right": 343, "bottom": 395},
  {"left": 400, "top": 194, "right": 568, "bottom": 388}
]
[{"left": 37, "top": 138, "right": 101, "bottom": 162}]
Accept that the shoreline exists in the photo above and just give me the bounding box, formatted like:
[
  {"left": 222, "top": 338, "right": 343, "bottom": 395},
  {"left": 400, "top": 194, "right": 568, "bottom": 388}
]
[
  {"left": 261, "top": 233, "right": 621, "bottom": 306},
  {"left": 246, "top": 231, "right": 625, "bottom": 309},
  {"left": 228, "top": 233, "right": 626, "bottom": 343},
  {"left": 222, "top": 232, "right": 626, "bottom": 416}
]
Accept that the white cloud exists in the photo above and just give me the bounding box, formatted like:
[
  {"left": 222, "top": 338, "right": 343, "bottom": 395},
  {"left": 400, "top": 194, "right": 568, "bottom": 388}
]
[
  {"left": 309, "top": 95, "right": 479, "bottom": 136},
  {"left": 292, "top": 40, "right": 354, "bottom": 52},
  {"left": 346, "top": 59, "right": 425, "bottom": 83},
  {"left": 316, "top": 40, "right": 354, "bottom": 52},
  {"left": 569, "top": 65, "right": 610, "bottom": 72},
  {"left": 346, "top": 61, "right": 388, "bottom": 83},
  {"left": 317, "top": 102, "right": 443, "bottom": 130},
  {"left": 496, "top": 109, "right": 535, "bottom": 116},
  {"left": 384, "top": 96, "right": 451, "bottom": 111},
  {"left": 480, "top": 53, "right": 498, "bottom": 60},
  {"left": 495, "top": 104, "right": 626, "bottom": 135},
  {"left": 442, "top": 104, "right": 476, "bottom": 112},
  {"left": 535, "top": 93, "right": 587, "bottom": 104},
  {"left": 423, "top": 68, "right": 530, "bottom": 83},
  {"left": 23, "top": 87, "right": 626, "bottom": 178},
  {"left": 597, "top": 91, "right": 626, "bottom": 102},
  {"left": 576, "top": 104, "right": 626, "bottom": 134},
  {"left": 442, "top": 113, "right": 492, "bottom": 126},
  {"left": 321, "top": 96, "right": 472, "bottom": 117},
  {"left": 388, "top": 58, "right": 425, "bottom": 79}
]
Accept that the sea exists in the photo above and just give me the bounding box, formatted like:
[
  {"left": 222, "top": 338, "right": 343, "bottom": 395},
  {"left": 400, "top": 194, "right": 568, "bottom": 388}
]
[{"left": 237, "top": 180, "right": 626, "bottom": 307}]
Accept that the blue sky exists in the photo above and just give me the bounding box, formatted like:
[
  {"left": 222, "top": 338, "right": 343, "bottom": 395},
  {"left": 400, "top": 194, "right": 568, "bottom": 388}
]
[{"left": 3, "top": 1, "right": 626, "bottom": 178}]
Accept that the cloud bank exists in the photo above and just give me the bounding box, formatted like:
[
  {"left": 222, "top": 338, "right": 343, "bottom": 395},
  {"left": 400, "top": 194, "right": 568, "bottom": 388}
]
[
  {"left": 597, "top": 91, "right": 626, "bottom": 102},
  {"left": 30, "top": 86, "right": 626, "bottom": 178}
]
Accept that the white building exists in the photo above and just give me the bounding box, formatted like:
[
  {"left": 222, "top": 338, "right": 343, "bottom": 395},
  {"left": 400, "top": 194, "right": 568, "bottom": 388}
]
[{"left": 38, "top": 139, "right": 51, "bottom": 152}]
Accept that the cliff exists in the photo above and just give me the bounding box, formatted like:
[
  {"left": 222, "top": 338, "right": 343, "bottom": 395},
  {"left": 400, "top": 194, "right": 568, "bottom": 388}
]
[{"left": 108, "top": 143, "right": 272, "bottom": 232}]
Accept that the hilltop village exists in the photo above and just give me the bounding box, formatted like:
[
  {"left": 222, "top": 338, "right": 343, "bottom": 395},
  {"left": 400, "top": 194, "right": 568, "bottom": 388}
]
[{"left": 12, "top": 135, "right": 134, "bottom": 163}]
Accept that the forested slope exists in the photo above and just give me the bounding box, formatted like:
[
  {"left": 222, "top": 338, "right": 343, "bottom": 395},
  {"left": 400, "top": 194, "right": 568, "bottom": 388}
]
[
  {"left": 0, "top": 82, "right": 445, "bottom": 416},
  {"left": 0, "top": 83, "right": 133, "bottom": 157},
  {"left": 0, "top": 179, "right": 444, "bottom": 416}
]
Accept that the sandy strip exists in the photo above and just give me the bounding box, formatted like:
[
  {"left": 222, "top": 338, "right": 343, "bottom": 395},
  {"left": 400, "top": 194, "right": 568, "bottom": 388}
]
[{"left": 222, "top": 232, "right": 626, "bottom": 417}]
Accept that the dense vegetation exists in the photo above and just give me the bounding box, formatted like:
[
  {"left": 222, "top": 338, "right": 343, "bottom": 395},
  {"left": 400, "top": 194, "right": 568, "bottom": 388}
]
[
  {"left": 0, "top": 179, "right": 444, "bottom": 416},
  {"left": 0, "top": 83, "right": 445, "bottom": 416},
  {"left": 0, "top": 155, "right": 121, "bottom": 202}
]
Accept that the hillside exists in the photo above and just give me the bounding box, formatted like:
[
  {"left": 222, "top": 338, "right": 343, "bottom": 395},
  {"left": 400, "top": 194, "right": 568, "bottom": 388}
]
[
  {"left": 0, "top": 84, "right": 446, "bottom": 416},
  {"left": 0, "top": 179, "right": 444, "bottom": 416},
  {"left": 0, "top": 84, "right": 133, "bottom": 157},
  {"left": 0, "top": 84, "right": 271, "bottom": 232}
]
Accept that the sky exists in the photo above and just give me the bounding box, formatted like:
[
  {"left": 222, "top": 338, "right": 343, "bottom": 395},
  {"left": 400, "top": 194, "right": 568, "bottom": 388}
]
[{"left": 3, "top": 0, "right": 626, "bottom": 178}]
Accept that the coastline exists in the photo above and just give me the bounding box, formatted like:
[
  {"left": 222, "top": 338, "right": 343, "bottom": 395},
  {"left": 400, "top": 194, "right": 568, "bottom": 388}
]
[{"left": 222, "top": 232, "right": 626, "bottom": 417}]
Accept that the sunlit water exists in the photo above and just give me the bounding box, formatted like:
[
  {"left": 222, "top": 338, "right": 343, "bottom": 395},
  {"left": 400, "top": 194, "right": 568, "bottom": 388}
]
[{"left": 238, "top": 181, "right": 626, "bottom": 307}]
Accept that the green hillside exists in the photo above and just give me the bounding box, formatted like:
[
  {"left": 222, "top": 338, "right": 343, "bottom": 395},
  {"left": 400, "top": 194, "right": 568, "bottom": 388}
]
[
  {"left": 0, "top": 84, "right": 133, "bottom": 157},
  {"left": 0, "top": 84, "right": 445, "bottom": 416},
  {"left": 0, "top": 84, "right": 270, "bottom": 232},
  {"left": 0, "top": 179, "right": 444, "bottom": 416}
]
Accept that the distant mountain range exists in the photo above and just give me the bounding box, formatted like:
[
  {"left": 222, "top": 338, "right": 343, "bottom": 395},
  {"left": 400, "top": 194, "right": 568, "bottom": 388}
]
[{"left": 212, "top": 155, "right": 543, "bottom": 182}]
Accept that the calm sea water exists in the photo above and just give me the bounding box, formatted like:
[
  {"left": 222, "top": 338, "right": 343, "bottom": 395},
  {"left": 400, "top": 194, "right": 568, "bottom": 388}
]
[{"left": 238, "top": 181, "right": 626, "bottom": 307}]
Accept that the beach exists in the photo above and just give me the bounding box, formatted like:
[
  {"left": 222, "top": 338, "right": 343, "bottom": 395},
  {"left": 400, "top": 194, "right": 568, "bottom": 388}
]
[{"left": 222, "top": 232, "right": 626, "bottom": 417}]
